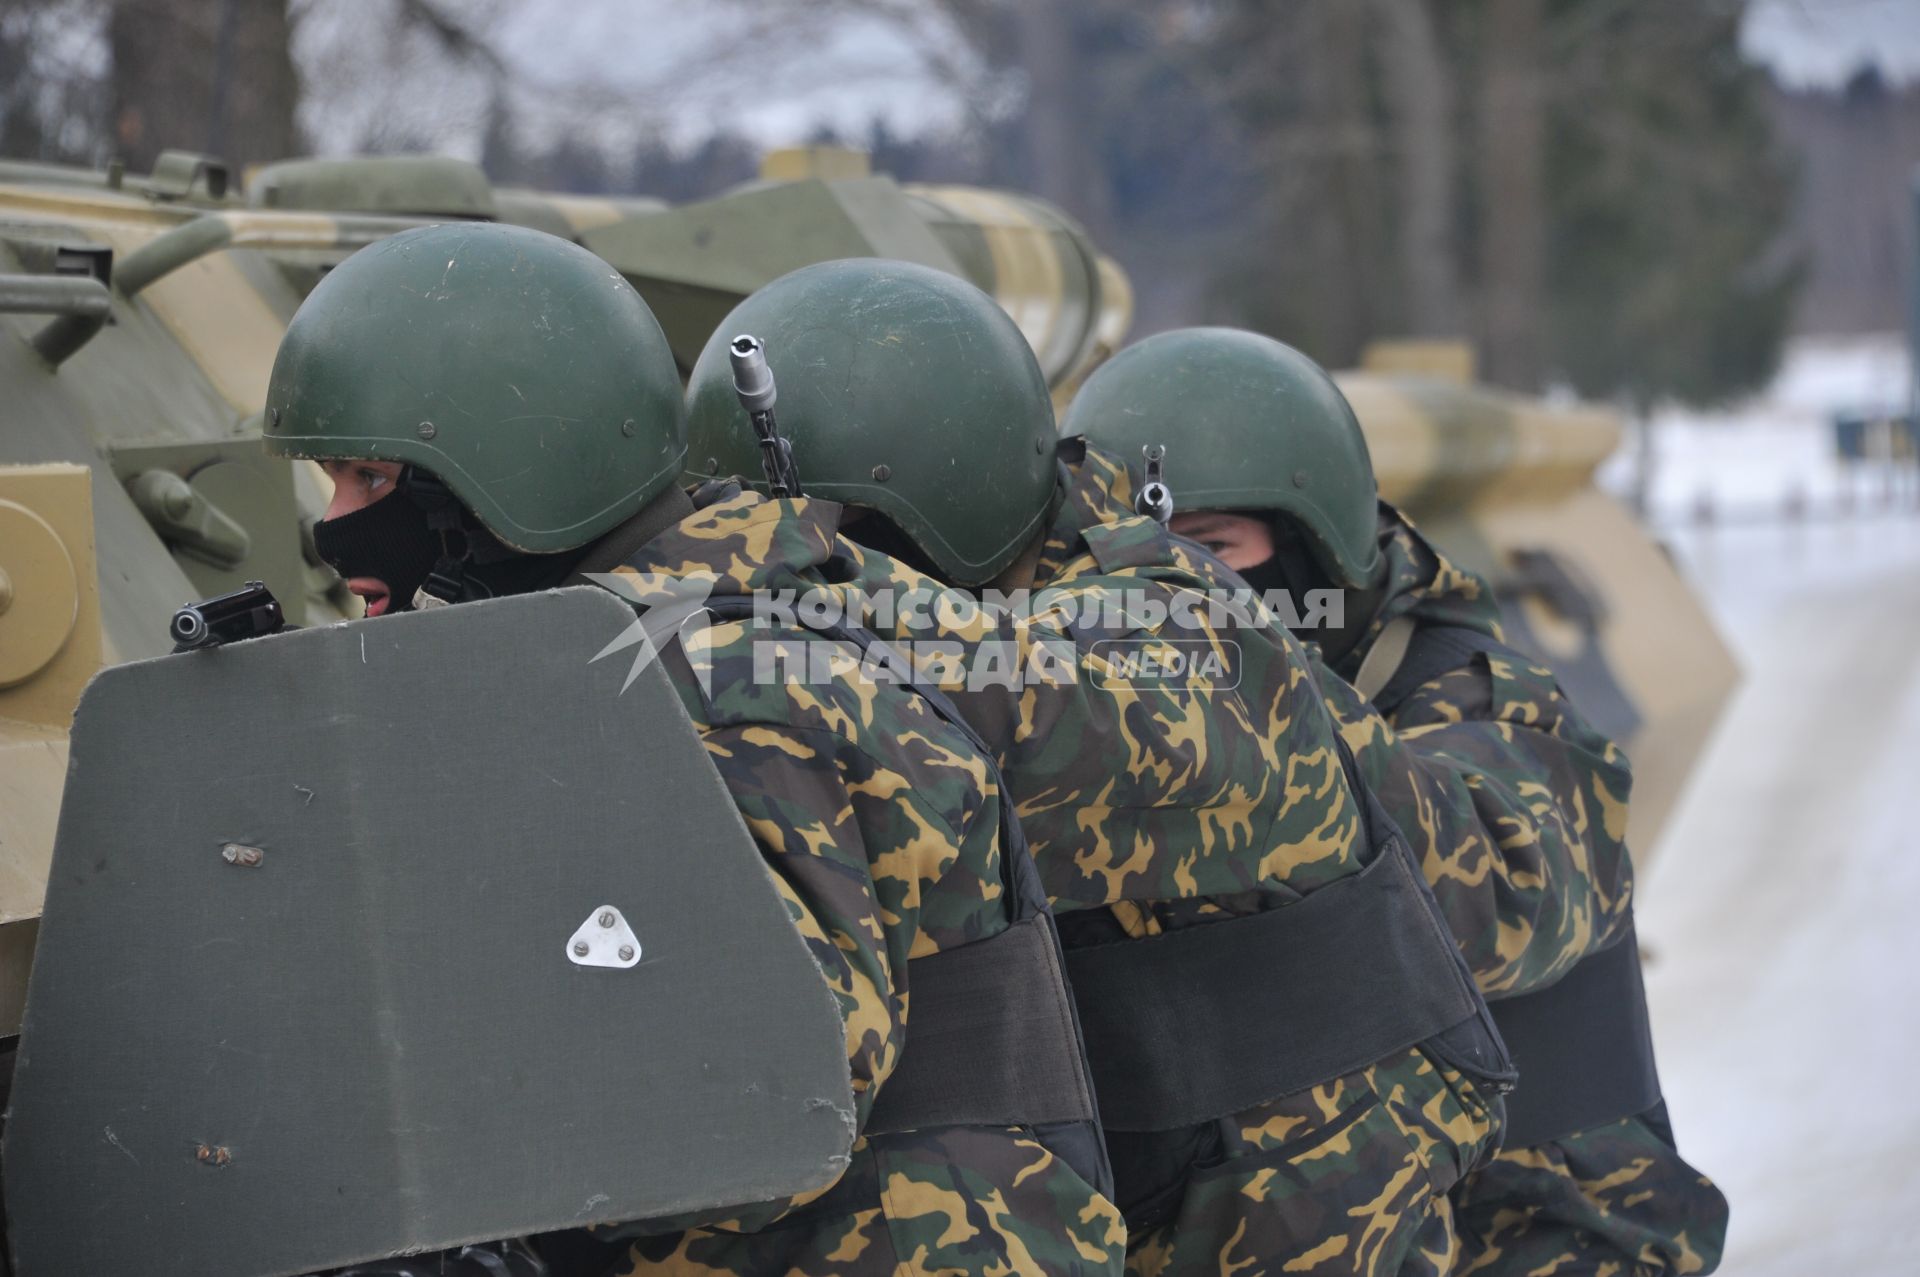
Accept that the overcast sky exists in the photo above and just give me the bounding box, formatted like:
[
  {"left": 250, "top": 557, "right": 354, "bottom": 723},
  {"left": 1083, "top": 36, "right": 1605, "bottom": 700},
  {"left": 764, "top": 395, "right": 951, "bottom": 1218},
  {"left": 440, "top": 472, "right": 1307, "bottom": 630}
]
[{"left": 1742, "top": 0, "right": 1920, "bottom": 87}]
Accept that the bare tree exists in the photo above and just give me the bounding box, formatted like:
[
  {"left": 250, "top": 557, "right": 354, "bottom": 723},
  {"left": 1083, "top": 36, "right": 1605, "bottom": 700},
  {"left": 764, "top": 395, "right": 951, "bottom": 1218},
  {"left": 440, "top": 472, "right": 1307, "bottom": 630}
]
[
  {"left": 1013, "top": 2, "right": 1112, "bottom": 233},
  {"left": 108, "top": 0, "right": 299, "bottom": 171},
  {"left": 1372, "top": 0, "right": 1464, "bottom": 339},
  {"left": 1306, "top": 0, "right": 1391, "bottom": 359},
  {"left": 1476, "top": 0, "right": 1547, "bottom": 388},
  {"left": 1, "top": 1, "right": 109, "bottom": 161}
]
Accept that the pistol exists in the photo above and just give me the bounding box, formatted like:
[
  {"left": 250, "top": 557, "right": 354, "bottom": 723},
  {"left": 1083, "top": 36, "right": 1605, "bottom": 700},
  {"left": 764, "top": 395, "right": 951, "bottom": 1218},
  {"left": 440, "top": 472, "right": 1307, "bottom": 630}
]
[{"left": 170, "top": 581, "right": 286, "bottom": 651}]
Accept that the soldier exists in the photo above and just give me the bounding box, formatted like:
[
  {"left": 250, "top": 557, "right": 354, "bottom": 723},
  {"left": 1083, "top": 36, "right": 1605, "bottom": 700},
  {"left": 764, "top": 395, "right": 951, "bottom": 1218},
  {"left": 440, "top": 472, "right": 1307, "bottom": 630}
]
[
  {"left": 685, "top": 259, "right": 1516, "bottom": 1277},
  {"left": 263, "top": 224, "right": 1123, "bottom": 1276},
  {"left": 1064, "top": 327, "right": 1728, "bottom": 1276}
]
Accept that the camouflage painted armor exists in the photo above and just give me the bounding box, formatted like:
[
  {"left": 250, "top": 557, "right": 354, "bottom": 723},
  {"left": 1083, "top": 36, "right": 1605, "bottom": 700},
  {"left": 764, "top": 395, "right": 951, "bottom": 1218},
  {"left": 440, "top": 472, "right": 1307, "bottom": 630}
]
[
  {"left": 588, "top": 487, "right": 1124, "bottom": 1277},
  {"left": 841, "top": 444, "right": 1507, "bottom": 1277},
  {"left": 1327, "top": 507, "right": 1727, "bottom": 1276}
]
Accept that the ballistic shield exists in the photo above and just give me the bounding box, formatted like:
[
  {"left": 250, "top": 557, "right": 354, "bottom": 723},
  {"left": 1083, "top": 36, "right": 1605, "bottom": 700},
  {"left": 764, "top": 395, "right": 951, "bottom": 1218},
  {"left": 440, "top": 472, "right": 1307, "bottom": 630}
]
[{"left": 5, "top": 587, "right": 854, "bottom": 1277}]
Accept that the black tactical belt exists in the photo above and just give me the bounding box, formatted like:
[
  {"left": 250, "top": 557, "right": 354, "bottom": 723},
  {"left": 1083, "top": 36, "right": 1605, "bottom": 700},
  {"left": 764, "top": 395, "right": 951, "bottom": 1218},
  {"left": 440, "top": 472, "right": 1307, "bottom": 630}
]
[
  {"left": 1490, "top": 920, "right": 1663, "bottom": 1148},
  {"left": 868, "top": 915, "right": 1099, "bottom": 1135},
  {"left": 1065, "top": 830, "right": 1487, "bottom": 1133}
]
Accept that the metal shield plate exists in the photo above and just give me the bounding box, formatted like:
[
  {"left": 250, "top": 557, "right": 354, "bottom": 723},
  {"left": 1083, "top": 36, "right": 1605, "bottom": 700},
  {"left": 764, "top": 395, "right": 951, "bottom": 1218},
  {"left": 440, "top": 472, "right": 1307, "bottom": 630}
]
[{"left": 5, "top": 587, "right": 854, "bottom": 1277}]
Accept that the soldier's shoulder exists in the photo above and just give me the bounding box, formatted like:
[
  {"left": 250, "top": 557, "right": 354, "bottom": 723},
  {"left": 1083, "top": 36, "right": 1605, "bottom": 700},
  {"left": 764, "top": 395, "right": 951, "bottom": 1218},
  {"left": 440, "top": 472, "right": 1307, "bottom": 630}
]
[
  {"left": 679, "top": 617, "right": 1000, "bottom": 876},
  {"left": 636, "top": 492, "right": 841, "bottom": 588},
  {"left": 687, "top": 611, "right": 990, "bottom": 785}
]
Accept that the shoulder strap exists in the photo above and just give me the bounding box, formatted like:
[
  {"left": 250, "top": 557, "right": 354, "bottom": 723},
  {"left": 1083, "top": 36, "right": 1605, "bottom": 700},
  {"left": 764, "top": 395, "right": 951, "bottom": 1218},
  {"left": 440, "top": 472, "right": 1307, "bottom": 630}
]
[
  {"left": 1352, "top": 615, "right": 1417, "bottom": 702},
  {"left": 1370, "top": 622, "right": 1519, "bottom": 715}
]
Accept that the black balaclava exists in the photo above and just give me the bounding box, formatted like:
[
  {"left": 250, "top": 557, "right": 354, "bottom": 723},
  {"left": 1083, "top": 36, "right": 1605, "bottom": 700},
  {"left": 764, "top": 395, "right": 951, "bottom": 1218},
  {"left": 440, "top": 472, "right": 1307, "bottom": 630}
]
[
  {"left": 310, "top": 471, "right": 443, "bottom": 607},
  {"left": 312, "top": 467, "right": 581, "bottom": 611},
  {"left": 1244, "top": 517, "right": 1382, "bottom": 666}
]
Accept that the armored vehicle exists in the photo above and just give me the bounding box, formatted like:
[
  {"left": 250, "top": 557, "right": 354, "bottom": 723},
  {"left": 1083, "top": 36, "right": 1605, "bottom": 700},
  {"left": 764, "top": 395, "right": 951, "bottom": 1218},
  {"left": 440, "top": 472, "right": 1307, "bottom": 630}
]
[
  {"left": 1340, "top": 343, "right": 1736, "bottom": 872},
  {"left": 0, "top": 144, "right": 1734, "bottom": 1051}
]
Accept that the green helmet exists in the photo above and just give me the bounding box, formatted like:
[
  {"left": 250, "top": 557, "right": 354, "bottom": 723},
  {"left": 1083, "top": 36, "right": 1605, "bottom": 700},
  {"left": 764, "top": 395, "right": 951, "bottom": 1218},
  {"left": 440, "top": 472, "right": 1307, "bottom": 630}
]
[
  {"left": 265, "top": 222, "right": 685, "bottom": 554},
  {"left": 685, "top": 259, "right": 1056, "bottom": 587},
  {"left": 1061, "top": 327, "right": 1382, "bottom": 589}
]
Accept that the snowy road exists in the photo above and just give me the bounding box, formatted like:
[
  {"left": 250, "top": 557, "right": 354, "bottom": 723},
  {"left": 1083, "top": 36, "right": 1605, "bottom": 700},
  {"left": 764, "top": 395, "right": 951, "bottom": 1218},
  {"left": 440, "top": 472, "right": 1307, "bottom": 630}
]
[{"left": 1638, "top": 511, "right": 1920, "bottom": 1273}]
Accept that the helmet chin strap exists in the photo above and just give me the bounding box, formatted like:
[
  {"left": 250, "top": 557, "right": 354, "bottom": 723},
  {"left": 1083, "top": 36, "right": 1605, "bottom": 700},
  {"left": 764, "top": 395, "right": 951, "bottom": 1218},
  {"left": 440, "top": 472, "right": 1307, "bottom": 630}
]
[
  {"left": 401, "top": 468, "right": 578, "bottom": 609},
  {"left": 401, "top": 470, "right": 478, "bottom": 610}
]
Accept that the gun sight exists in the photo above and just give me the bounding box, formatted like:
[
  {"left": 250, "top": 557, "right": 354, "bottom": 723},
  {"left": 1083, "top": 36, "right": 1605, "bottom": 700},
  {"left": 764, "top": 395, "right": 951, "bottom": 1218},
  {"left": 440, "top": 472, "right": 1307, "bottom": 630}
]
[
  {"left": 728, "top": 333, "right": 802, "bottom": 498},
  {"left": 1136, "top": 444, "right": 1174, "bottom": 524}
]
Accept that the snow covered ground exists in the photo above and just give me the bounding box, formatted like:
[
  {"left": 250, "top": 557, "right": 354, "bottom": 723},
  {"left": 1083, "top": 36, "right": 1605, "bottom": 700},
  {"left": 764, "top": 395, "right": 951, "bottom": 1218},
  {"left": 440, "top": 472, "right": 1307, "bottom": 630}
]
[
  {"left": 1620, "top": 334, "right": 1920, "bottom": 1273},
  {"left": 1642, "top": 510, "right": 1920, "bottom": 1274},
  {"left": 1600, "top": 334, "right": 1918, "bottom": 524}
]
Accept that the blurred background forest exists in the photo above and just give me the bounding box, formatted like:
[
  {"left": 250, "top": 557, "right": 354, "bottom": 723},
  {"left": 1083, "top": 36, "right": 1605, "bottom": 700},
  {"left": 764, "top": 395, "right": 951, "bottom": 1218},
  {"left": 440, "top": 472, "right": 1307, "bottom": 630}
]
[{"left": 2, "top": 0, "right": 1916, "bottom": 419}]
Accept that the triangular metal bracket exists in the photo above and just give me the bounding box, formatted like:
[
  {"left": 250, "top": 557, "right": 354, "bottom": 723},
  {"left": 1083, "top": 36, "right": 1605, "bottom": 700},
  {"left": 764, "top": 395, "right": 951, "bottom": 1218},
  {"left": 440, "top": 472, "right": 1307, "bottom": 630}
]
[{"left": 566, "top": 905, "right": 641, "bottom": 969}]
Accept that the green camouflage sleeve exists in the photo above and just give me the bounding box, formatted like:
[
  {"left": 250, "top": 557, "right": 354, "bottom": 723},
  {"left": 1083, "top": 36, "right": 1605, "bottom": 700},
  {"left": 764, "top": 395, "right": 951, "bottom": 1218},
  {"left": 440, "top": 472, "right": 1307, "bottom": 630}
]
[
  {"left": 1320, "top": 645, "right": 1636, "bottom": 996},
  {"left": 667, "top": 625, "right": 1010, "bottom": 1233},
  {"left": 842, "top": 522, "right": 1369, "bottom": 925},
  {"left": 1323, "top": 506, "right": 1640, "bottom": 994}
]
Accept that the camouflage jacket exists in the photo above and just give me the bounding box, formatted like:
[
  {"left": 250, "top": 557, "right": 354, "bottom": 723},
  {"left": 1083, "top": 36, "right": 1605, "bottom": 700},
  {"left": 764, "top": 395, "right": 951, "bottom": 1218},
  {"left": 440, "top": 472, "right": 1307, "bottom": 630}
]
[
  {"left": 842, "top": 445, "right": 1504, "bottom": 1275},
  {"left": 1320, "top": 506, "right": 1637, "bottom": 996},
  {"left": 844, "top": 443, "right": 1375, "bottom": 925},
  {"left": 592, "top": 488, "right": 1123, "bottom": 1276}
]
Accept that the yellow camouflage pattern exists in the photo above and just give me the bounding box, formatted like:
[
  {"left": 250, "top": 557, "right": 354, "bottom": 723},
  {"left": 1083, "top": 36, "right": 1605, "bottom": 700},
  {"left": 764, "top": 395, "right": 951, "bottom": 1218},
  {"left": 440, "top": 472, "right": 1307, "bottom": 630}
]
[
  {"left": 1318, "top": 507, "right": 1636, "bottom": 996},
  {"left": 837, "top": 444, "right": 1505, "bottom": 1276},
  {"left": 1452, "top": 1106, "right": 1727, "bottom": 1276},
  {"left": 593, "top": 487, "right": 1123, "bottom": 1277},
  {"left": 1330, "top": 508, "right": 1726, "bottom": 1275}
]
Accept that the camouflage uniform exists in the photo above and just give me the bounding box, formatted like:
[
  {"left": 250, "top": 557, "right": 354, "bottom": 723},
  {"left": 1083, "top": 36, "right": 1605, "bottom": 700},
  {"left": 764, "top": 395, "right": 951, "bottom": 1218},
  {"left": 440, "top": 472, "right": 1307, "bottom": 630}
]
[
  {"left": 1323, "top": 507, "right": 1728, "bottom": 1276},
  {"left": 590, "top": 487, "right": 1125, "bottom": 1277},
  {"left": 845, "top": 445, "right": 1508, "bottom": 1277},
  {"left": 1317, "top": 507, "right": 1637, "bottom": 996}
]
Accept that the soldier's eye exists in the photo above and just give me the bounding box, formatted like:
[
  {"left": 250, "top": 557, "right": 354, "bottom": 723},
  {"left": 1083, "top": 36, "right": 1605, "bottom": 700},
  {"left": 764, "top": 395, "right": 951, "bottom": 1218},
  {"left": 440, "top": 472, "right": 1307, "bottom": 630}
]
[{"left": 359, "top": 467, "right": 391, "bottom": 495}]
